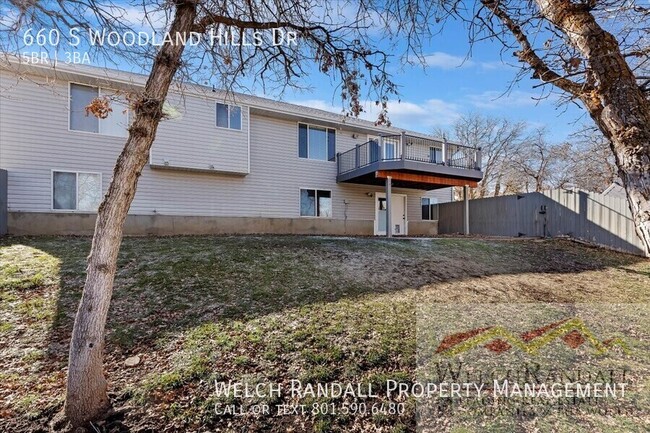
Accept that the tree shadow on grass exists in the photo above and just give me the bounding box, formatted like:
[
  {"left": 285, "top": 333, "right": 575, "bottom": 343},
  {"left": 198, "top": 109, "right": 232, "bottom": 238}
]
[
  {"left": 50, "top": 236, "right": 649, "bottom": 345},
  {"left": 0, "top": 235, "right": 648, "bottom": 431}
]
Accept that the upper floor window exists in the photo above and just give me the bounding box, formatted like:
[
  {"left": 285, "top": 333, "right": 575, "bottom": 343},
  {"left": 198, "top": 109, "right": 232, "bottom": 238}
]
[
  {"left": 52, "top": 170, "right": 102, "bottom": 211},
  {"left": 298, "top": 123, "right": 336, "bottom": 161},
  {"left": 69, "top": 83, "right": 128, "bottom": 137},
  {"left": 216, "top": 103, "right": 242, "bottom": 130}
]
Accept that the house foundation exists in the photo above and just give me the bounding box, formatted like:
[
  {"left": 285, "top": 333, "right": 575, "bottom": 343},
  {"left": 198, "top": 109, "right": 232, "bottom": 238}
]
[{"left": 7, "top": 212, "right": 439, "bottom": 237}]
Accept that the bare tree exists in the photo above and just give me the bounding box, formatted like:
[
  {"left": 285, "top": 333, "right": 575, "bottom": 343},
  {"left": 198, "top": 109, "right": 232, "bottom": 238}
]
[
  {"left": 441, "top": 115, "right": 615, "bottom": 196},
  {"left": 1, "top": 0, "right": 419, "bottom": 428},
  {"left": 435, "top": 0, "right": 650, "bottom": 254},
  {"left": 563, "top": 126, "right": 617, "bottom": 192},
  {"left": 436, "top": 113, "right": 528, "bottom": 198},
  {"left": 508, "top": 128, "right": 571, "bottom": 192}
]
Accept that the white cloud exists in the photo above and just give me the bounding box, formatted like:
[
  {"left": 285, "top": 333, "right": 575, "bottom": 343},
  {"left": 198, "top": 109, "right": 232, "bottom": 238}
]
[
  {"left": 288, "top": 98, "right": 346, "bottom": 113},
  {"left": 289, "top": 98, "right": 461, "bottom": 133},
  {"left": 478, "top": 60, "right": 510, "bottom": 70},
  {"left": 0, "top": 5, "right": 19, "bottom": 28},
  {"left": 84, "top": 4, "right": 169, "bottom": 32},
  {"left": 420, "top": 52, "right": 509, "bottom": 71},
  {"left": 466, "top": 90, "right": 541, "bottom": 110},
  {"left": 422, "top": 52, "right": 474, "bottom": 69},
  {"left": 363, "top": 99, "right": 461, "bottom": 130}
]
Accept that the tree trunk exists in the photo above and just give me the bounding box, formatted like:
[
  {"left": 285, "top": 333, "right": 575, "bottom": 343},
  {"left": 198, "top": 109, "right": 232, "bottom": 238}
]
[
  {"left": 493, "top": 173, "right": 502, "bottom": 197},
  {"left": 535, "top": 0, "right": 650, "bottom": 256},
  {"left": 477, "top": 166, "right": 489, "bottom": 198},
  {"left": 62, "top": 2, "right": 197, "bottom": 427}
]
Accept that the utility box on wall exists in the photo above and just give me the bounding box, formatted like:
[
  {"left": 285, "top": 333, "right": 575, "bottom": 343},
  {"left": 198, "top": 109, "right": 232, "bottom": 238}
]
[{"left": 0, "top": 170, "right": 7, "bottom": 236}]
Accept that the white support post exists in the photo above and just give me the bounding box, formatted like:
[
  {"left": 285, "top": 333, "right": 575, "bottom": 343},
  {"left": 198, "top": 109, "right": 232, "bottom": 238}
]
[
  {"left": 386, "top": 176, "right": 392, "bottom": 238},
  {"left": 463, "top": 185, "right": 470, "bottom": 235},
  {"left": 442, "top": 137, "right": 447, "bottom": 165}
]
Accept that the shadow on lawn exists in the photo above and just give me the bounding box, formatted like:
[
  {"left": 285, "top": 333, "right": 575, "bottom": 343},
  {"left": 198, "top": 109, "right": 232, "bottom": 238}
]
[
  {"left": 0, "top": 235, "right": 648, "bottom": 431},
  {"left": 9, "top": 235, "right": 648, "bottom": 353}
]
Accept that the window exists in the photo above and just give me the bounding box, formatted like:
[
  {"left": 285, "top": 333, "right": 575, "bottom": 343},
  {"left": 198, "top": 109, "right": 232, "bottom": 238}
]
[
  {"left": 99, "top": 91, "right": 129, "bottom": 137},
  {"left": 300, "top": 189, "right": 332, "bottom": 217},
  {"left": 298, "top": 123, "right": 336, "bottom": 161},
  {"left": 70, "top": 84, "right": 98, "bottom": 133},
  {"left": 69, "top": 83, "right": 128, "bottom": 137},
  {"left": 53, "top": 171, "right": 102, "bottom": 211},
  {"left": 421, "top": 197, "right": 438, "bottom": 220},
  {"left": 216, "top": 103, "right": 242, "bottom": 130}
]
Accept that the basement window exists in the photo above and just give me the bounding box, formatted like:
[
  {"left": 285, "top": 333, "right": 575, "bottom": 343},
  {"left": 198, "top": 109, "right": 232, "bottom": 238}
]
[
  {"left": 52, "top": 170, "right": 102, "bottom": 211},
  {"left": 421, "top": 197, "right": 438, "bottom": 220},
  {"left": 300, "top": 189, "right": 332, "bottom": 217}
]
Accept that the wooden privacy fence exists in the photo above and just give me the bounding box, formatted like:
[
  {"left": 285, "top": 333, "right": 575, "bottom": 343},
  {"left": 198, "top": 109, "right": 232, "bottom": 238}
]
[{"left": 436, "top": 189, "right": 646, "bottom": 256}]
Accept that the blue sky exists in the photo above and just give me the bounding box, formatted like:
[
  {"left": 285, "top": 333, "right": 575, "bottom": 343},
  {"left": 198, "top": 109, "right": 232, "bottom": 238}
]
[
  {"left": 3, "top": 1, "right": 589, "bottom": 142},
  {"left": 279, "top": 19, "right": 587, "bottom": 142}
]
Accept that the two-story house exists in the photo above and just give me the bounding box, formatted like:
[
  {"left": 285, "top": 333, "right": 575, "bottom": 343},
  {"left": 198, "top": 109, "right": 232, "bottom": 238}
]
[{"left": 0, "top": 59, "right": 483, "bottom": 236}]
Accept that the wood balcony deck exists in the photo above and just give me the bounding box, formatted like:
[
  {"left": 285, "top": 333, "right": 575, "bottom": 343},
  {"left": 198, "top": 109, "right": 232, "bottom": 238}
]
[{"left": 336, "top": 134, "right": 483, "bottom": 190}]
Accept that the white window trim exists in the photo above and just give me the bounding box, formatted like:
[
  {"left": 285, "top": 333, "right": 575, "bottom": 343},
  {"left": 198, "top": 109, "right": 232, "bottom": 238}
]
[
  {"left": 421, "top": 197, "right": 431, "bottom": 220},
  {"left": 68, "top": 81, "right": 130, "bottom": 137},
  {"left": 298, "top": 187, "right": 333, "bottom": 218},
  {"left": 215, "top": 102, "right": 243, "bottom": 131},
  {"left": 297, "top": 122, "right": 336, "bottom": 162},
  {"left": 51, "top": 169, "right": 103, "bottom": 213},
  {"left": 421, "top": 196, "right": 438, "bottom": 220}
]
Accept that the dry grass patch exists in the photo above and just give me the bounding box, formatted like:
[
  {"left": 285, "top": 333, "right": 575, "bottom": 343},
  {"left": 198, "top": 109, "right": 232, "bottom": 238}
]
[{"left": 0, "top": 235, "right": 647, "bottom": 432}]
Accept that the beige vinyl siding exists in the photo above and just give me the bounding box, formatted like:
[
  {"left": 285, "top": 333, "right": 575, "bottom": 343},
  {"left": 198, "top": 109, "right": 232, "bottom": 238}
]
[
  {"left": 0, "top": 72, "right": 125, "bottom": 212},
  {"left": 0, "top": 70, "right": 447, "bottom": 222},
  {"left": 429, "top": 188, "right": 454, "bottom": 203},
  {"left": 135, "top": 114, "right": 393, "bottom": 219},
  {"left": 150, "top": 93, "right": 249, "bottom": 174}
]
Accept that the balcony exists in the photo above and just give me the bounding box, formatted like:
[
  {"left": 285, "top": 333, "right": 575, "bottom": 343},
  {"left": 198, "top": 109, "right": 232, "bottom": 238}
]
[{"left": 336, "top": 134, "right": 483, "bottom": 190}]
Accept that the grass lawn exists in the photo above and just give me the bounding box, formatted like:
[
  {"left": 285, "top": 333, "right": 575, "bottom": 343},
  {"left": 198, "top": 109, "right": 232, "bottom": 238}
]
[{"left": 0, "top": 235, "right": 648, "bottom": 432}]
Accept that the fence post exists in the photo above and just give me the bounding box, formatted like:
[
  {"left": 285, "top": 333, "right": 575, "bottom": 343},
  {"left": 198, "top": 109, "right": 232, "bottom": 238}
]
[
  {"left": 401, "top": 132, "right": 407, "bottom": 161},
  {"left": 475, "top": 147, "right": 482, "bottom": 170}
]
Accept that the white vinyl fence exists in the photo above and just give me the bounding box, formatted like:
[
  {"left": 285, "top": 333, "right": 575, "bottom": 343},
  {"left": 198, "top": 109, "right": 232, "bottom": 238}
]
[{"left": 436, "top": 189, "right": 646, "bottom": 256}]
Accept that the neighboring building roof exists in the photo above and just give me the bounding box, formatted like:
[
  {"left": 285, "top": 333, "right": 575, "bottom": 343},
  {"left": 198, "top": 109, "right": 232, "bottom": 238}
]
[
  {"left": 0, "top": 56, "right": 453, "bottom": 143},
  {"left": 602, "top": 178, "right": 627, "bottom": 199}
]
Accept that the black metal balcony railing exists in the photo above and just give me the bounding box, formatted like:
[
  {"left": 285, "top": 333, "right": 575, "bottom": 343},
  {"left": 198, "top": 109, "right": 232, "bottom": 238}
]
[{"left": 337, "top": 133, "right": 482, "bottom": 176}]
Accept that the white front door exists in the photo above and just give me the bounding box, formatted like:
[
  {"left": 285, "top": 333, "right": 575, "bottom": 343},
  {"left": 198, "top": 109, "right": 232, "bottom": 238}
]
[{"left": 375, "top": 193, "right": 407, "bottom": 235}]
